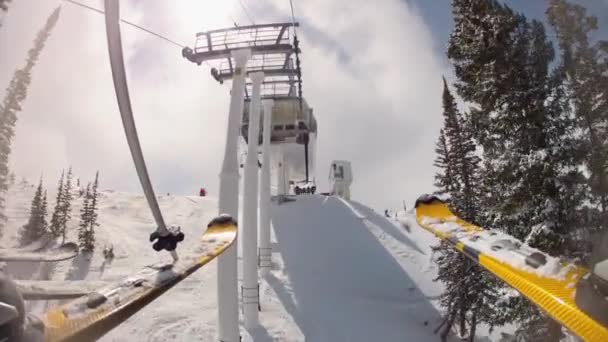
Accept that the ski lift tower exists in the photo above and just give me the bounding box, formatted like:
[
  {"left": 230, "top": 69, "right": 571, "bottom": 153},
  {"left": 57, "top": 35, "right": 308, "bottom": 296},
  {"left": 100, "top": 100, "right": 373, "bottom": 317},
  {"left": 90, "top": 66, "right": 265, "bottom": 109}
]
[
  {"left": 182, "top": 22, "right": 300, "bottom": 83},
  {"left": 182, "top": 23, "right": 314, "bottom": 184},
  {"left": 181, "top": 22, "right": 302, "bottom": 340}
]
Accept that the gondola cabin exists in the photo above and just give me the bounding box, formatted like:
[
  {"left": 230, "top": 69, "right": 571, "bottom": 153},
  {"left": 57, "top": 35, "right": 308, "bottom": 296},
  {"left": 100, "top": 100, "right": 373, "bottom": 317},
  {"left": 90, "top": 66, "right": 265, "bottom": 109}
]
[{"left": 241, "top": 97, "right": 317, "bottom": 145}]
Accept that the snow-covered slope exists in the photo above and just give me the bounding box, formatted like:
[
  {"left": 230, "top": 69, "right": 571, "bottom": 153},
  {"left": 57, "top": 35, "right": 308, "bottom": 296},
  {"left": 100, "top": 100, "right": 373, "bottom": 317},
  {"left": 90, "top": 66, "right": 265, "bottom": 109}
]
[
  {"left": 2, "top": 182, "right": 473, "bottom": 341},
  {"left": 269, "top": 195, "right": 452, "bottom": 341}
]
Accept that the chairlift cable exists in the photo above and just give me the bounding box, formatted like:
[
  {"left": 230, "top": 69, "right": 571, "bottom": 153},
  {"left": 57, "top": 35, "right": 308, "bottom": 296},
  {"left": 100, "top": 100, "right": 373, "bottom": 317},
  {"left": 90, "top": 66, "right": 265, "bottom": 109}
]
[
  {"left": 238, "top": 0, "right": 255, "bottom": 25},
  {"left": 64, "top": 0, "right": 212, "bottom": 69},
  {"left": 63, "top": 0, "right": 185, "bottom": 48},
  {"left": 288, "top": 0, "right": 297, "bottom": 35}
]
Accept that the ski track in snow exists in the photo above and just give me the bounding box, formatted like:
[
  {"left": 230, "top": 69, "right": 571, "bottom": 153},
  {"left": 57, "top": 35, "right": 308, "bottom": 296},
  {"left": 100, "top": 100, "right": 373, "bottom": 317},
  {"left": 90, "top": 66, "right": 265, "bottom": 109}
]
[{"left": 2, "top": 182, "right": 506, "bottom": 341}]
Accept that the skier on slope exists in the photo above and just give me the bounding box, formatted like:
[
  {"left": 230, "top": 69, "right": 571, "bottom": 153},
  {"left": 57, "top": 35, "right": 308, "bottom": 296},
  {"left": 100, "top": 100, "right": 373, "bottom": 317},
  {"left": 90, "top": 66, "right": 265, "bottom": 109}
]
[
  {"left": 103, "top": 245, "right": 115, "bottom": 261},
  {"left": 0, "top": 270, "right": 44, "bottom": 342}
]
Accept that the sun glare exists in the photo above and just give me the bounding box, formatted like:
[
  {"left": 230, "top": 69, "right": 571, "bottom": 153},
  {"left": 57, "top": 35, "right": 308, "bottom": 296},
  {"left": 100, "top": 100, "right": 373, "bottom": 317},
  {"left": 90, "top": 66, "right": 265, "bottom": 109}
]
[{"left": 174, "top": 0, "right": 237, "bottom": 35}]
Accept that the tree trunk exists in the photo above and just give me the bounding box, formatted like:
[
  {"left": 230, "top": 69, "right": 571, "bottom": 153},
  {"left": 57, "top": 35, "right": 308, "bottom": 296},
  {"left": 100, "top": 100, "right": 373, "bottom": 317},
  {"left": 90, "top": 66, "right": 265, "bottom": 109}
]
[
  {"left": 441, "top": 312, "right": 457, "bottom": 342},
  {"left": 459, "top": 306, "right": 467, "bottom": 338},
  {"left": 469, "top": 312, "right": 477, "bottom": 342},
  {"left": 434, "top": 315, "right": 448, "bottom": 334},
  {"left": 545, "top": 318, "right": 562, "bottom": 342}
]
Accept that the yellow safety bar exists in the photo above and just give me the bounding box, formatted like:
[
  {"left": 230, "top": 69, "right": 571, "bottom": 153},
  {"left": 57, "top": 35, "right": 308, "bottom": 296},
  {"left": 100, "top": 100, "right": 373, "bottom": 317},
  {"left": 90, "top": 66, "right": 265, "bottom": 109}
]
[{"left": 415, "top": 197, "right": 608, "bottom": 342}]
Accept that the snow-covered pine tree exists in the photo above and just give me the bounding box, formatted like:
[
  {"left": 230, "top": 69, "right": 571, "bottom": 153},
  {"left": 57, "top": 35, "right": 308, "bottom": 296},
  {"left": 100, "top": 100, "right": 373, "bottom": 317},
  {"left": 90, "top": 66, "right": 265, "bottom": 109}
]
[
  {"left": 19, "top": 178, "right": 48, "bottom": 244},
  {"left": 547, "top": 0, "right": 608, "bottom": 264},
  {"left": 49, "top": 170, "right": 65, "bottom": 238},
  {"left": 78, "top": 183, "right": 93, "bottom": 252},
  {"left": 433, "top": 129, "right": 454, "bottom": 196},
  {"left": 434, "top": 245, "right": 499, "bottom": 341},
  {"left": 59, "top": 167, "right": 74, "bottom": 244},
  {"left": 448, "top": 0, "right": 527, "bottom": 239},
  {"left": 0, "top": 6, "right": 61, "bottom": 238},
  {"left": 433, "top": 79, "right": 500, "bottom": 341},
  {"left": 78, "top": 172, "right": 99, "bottom": 252},
  {"left": 439, "top": 78, "right": 482, "bottom": 222},
  {"left": 447, "top": 0, "right": 581, "bottom": 339},
  {"left": 86, "top": 172, "right": 99, "bottom": 251},
  {"left": 41, "top": 189, "right": 48, "bottom": 231}
]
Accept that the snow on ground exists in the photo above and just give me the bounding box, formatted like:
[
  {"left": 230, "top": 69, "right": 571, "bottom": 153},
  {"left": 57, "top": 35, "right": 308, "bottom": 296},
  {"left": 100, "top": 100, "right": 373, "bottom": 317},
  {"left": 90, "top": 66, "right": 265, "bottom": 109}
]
[
  {"left": 347, "top": 201, "right": 445, "bottom": 303},
  {"left": 2, "top": 181, "right": 494, "bottom": 341},
  {"left": 267, "top": 195, "right": 454, "bottom": 341}
]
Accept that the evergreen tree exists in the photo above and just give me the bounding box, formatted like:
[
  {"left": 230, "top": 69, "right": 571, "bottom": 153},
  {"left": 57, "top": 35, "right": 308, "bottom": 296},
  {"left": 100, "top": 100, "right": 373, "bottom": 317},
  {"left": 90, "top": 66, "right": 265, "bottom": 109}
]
[
  {"left": 434, "top": 246, "right": 505, "bottom": 341},
  {"left": 78, "top": 183, "right": 92, "bottom": 252},
  {"left": 433, "top": 79, "right": 499, "bottom": 340},
  {"left": 440, "top": 78, "right": 482, "bottom": 222},
  {"left": 449, "top": 0, "right": 580, "bottom": 254},
  {"left": 59, "top": 167, "right": 74, "bottom": 243},
  {"left": 547, "top": 0, "right": 608, "bottom": 264},
  {"left": 0, "top": 7, "right": 61, "bottom": 236},
  {"left": 49, "top": 170, "right": 64, "bottom": 238},
  {"left": 433, "top": 129, "right": 454, "bottom": 195},
  {"left": 446, "top": 1, "right": 586, "bottom": 339},
  {"left": 78, "top": 172, "right": 99, "bottom": 252},
  {"left": 19, "top": 178, "right": 48, "bottom": 244},
  {"left": 89, "top": 172, "right": 99, "bottom": 230},
  {"left": 41, "top": 189, "right": 48, "bottom": 229},
  {"left": 449, "top": 1, "right": 528, "bottom": 239}
]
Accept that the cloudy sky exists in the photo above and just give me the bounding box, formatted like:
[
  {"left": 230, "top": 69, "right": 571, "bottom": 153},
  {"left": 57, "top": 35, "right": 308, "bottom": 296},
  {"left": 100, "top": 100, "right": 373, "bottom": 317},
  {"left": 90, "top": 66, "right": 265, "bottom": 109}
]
[{"left": 0, "top": 0, "right": 606, "bottom": 212}]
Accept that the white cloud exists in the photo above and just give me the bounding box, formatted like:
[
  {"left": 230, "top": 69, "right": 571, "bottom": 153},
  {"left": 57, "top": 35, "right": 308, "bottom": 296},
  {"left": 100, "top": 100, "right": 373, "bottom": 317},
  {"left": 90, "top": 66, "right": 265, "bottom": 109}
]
[
  {"left": 262, "top": 0, "right": 449, "bottom": 209},
  {"left": 1, "top": 0, "right": 447, "bottom": 212}
]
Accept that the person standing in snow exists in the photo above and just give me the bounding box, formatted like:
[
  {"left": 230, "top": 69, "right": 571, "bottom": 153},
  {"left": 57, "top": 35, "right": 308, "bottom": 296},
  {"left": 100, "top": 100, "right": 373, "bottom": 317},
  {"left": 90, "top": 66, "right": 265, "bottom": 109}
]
[{"left": 103, "top": 245, "right": 115, "bottom": 261}]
